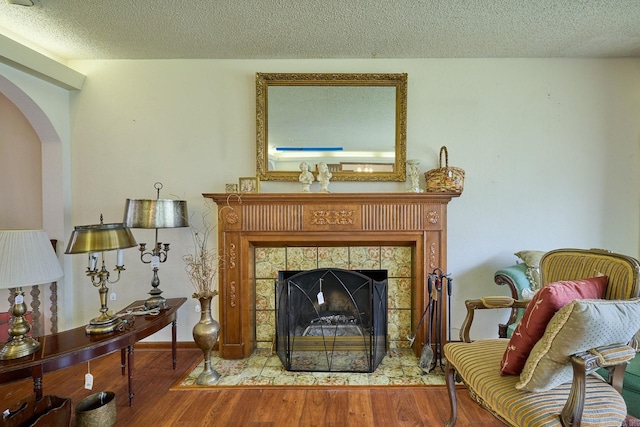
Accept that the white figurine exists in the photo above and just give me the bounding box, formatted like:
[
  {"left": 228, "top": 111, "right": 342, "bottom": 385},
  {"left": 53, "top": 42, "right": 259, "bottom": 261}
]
[
  {"left": 298, "top": 162, "right": 314, "bottom": 192},
  {"left": 317, "top": 162, "right": 332, "bottom": 193},
  {"left": 406, "top": 159, "right": 423, "bottom": 193}
]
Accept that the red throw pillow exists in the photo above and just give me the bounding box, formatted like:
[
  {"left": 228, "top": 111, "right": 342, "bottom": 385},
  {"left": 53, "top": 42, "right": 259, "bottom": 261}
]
[{"left": 500, "top": 276, "right": 608, "bottom": 375}]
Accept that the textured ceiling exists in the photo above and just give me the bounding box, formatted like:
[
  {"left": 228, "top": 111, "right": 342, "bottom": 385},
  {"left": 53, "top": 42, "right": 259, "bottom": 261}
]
[{"left": 0, "top": 0, "right": 639, "bottom": 61}]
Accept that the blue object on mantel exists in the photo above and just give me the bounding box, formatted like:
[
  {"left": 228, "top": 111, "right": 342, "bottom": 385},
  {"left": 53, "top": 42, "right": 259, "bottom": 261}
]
[{"left": 275, "top": 147, "right": 344, "bottom": 151}]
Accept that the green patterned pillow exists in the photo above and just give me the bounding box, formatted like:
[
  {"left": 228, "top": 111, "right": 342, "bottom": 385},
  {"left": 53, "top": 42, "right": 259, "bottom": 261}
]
[{"left": 516, "top": 298, "right": 640, "bottom": 392}]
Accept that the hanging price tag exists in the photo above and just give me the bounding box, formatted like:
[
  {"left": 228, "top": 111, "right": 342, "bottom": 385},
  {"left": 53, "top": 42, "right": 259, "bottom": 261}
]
[
  {"left": 84, "top": 373, "right": 94, "bottom": 390},
  {"left": 317, "top": 277, "right": 325, "bottom": 304},
  {"left": 152, "top": 255, "right": 160, "bottom": 268}
]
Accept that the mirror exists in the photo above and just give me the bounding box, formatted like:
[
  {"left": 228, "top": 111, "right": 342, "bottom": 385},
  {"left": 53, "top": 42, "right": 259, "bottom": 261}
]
[{"left": 256, "top": 73, "right": 407, "bottom": 182}]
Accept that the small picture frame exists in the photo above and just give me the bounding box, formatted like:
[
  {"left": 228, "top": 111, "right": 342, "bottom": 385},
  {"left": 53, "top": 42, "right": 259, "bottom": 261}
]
[
  {"left": 239, "top": 177, "right": 260, "bottom": 193},
  {"left": 225, "top": 183, "right": 238, "bottom": 193}
]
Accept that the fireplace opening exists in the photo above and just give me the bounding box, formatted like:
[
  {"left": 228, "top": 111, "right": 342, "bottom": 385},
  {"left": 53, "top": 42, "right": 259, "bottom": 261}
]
[{"left": 275, "top": 268, "right": 388, "bottom": 373}]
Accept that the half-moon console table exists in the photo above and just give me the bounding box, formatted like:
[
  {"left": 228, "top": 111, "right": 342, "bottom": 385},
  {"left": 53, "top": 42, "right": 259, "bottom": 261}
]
[
  {"left": 0, "top": 297, "right": 186, "bottom": 406},
  {"left": 203, "top": 192, "right": 458, "bottom": 360}
]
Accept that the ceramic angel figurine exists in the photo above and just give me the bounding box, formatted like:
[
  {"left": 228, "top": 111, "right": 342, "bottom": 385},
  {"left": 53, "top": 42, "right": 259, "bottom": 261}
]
[
  {"left": 317, "top": 162, "right": 332, "bottom": 193},
  {"left": 298, "top": 162, "right": 314, "bottom": 192}
]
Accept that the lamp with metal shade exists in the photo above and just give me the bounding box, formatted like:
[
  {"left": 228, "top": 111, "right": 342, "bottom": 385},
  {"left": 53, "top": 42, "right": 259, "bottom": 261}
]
[
  {"left": 65, "top": 216, "right": 137, "bottom": 334},
  {"left": 123, "top": 182, "right": 188, "bottom": 310},
  {"left": 0, "top": 229, "right": 63, "bottom": 359}
]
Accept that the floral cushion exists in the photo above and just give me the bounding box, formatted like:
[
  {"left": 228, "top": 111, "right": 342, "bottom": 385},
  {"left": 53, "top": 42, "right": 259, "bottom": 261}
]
[
  {"left": 516, "top": 298, "right": 640, "bottom": 392},
  {"left": 500, "top": 276, "right": 608, "bottom": 375},
  {"left": 514, "top": 250, "right": 545, "bottom": 290}
]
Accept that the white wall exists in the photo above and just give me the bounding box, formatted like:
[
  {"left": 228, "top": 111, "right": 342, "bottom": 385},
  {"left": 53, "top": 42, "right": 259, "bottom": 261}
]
[{"left": 4, "top": 57, "right": 640, "bottom": 342}]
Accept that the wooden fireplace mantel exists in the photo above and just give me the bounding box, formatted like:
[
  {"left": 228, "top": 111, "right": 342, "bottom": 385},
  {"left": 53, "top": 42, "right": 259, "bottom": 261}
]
[{"left": 203, "top": 192, "right": 458, "bottom": 359}]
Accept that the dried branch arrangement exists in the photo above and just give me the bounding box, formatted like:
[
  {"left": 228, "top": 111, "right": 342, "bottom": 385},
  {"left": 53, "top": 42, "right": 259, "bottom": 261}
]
[{"left": 183, "top": 204, "right": 220, "bottom": 299}]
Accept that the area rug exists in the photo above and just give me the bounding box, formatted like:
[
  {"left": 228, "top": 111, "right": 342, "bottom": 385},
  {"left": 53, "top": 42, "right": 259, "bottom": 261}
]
[{"left": 171, "top": 348, "right": 446, "bottom": 389}]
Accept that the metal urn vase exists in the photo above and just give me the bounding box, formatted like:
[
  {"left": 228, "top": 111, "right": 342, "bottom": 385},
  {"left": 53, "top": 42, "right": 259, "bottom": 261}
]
[
  {"left": 192, "top": 296, "right": 221, "bottom": 385},
  {"left": 75, "top": 391, "right": 116, "bottom": 427}
]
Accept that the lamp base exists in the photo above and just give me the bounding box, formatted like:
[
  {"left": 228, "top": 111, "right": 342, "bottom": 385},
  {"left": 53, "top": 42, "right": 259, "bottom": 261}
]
[
  {"left": 85, "top": 314, "right": 123, "bottom": 335},
  {"left": 0, "top": 336, "right": 41, "bottom": 360},
  {"left": 144, "top": 295, "right": 167, "bottom": 310}
]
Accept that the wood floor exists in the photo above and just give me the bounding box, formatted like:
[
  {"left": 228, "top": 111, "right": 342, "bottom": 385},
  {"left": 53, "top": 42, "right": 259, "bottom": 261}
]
[{"left": 0, "top": 347, "right": 503, "bottom": 426}]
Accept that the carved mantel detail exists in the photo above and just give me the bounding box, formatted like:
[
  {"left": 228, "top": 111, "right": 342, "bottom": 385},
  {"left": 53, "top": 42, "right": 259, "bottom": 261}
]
[
  {"left": 429, "top": 243, "right": 437, "bottom": 269},
  {"left": 229, "top": 243, "right": 236, "bottom": 269},
  {"left": 310, "top": 209, "right": 355, "bottom": 225},
  {"left": 203, "top": 192, "right": 458, "bottom": 359},
  {"left": 229, "top": 281, "right": 237, "bottom": 308},
  {"left": 226, "top": 211, "right": 239, "bottom": 225},
  {"left": 426, "top": 210, "right": 440, "bottom": 224}
]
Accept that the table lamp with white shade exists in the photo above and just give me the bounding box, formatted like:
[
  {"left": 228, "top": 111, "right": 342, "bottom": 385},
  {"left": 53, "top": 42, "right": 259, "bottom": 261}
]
[{"left": 0, "top": 229, "right": 63, "bottom": 360}]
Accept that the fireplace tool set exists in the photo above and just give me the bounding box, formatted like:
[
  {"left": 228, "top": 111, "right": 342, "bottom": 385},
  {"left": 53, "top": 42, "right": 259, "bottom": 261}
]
[{"left": 408, "top": 268, "right": 452, "bottom": 373}]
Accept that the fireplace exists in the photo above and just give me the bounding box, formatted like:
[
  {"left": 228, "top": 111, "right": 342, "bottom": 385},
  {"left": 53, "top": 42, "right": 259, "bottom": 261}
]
[
  {"left": 203, "top": 192, "right": 457, "bottom": 360},
  {"left": 276, "top": 268, "right": 388, "bottom": 372}
]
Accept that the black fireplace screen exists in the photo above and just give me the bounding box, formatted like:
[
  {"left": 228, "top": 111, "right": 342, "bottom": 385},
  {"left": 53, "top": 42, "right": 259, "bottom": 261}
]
[{"left": 275, "top": 268, "right": 388, "bottom": 373}]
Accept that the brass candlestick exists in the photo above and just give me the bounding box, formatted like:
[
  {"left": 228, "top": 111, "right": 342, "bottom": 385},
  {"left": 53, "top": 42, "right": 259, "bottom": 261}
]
[
  {"left": 0, "top": 229, "right": 63, "bottom": 359},
  {"left": 84, "top": 256, "right": 127, "bottom": 334},
  {"left": 136, "top": 237, "right": 170, "bottom": 309},
  {"left": 65, "top": 216, "right": 137, "bottom": 334},
  {"left": 124, "top": 182, "right": 189, "bottom": 310}
]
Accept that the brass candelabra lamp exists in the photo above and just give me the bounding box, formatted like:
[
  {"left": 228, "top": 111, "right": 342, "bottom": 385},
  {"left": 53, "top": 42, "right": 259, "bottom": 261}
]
[
  {"left": 65, "top": 216, "right": 137, "bottom": 334},
  {"left": 123, "top": 182, "right": 188, "bottom": 309},
  {"left": 0, "top": 229, "right": 63, "bottom": 359}
]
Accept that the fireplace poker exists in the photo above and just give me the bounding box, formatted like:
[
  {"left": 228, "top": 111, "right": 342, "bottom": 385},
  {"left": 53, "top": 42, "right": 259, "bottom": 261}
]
[
  {"left": 434, "top": 274, "right": 443, "bottom": 370},
  {"left": 419, "top": 279, "right": 436, "bottom": 372},
  {"left": 432, "top": 270, "right": 453, "bottom": 371},
  {"left": 408, "top": 274, "right": 433, "bottom": 363},
  {"left": 413, "top": 274, "right": 434, "bottom": 371}
]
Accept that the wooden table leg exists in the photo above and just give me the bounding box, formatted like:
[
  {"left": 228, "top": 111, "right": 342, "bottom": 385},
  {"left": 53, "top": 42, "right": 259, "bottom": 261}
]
[
  {"left": 127, "top": 345, "right": 134, "bottom": 406},
  {"left": 121, "top": 348, "right": 126, "bottom": 375},
  {"left": 172, "top": 319, "right": 177, "bottom": 370}
]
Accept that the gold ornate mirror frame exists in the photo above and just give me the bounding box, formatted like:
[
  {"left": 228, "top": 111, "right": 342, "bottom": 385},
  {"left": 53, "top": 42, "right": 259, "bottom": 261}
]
[{"left": 256, "top": 73, "right": 407, "bottom": 182}]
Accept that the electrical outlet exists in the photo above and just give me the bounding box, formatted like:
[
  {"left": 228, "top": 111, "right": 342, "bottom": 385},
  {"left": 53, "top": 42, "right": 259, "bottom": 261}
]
[
  {"left": 109, "top": 292, "right": 116, "bottom": 301},
  {"left": 195, "top": 304, "right": 201, "bottom": 313}
]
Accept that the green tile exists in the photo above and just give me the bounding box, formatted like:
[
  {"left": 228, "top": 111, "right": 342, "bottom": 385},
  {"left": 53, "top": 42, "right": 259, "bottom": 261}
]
[
  {"left": 255, "top": 247, "right": 286, "bottom": 278},
  {"left": 317, "top": 247, "right": 349, "bottom": 269},
  {"left": 286, "top": 247, "right": 318, "bottom": 270},
  {"left": 381, "top": 246, "right": 412, "bottom": 277},
  {"left": 349, "top": 246, "right": 381, "bottom": 269}
]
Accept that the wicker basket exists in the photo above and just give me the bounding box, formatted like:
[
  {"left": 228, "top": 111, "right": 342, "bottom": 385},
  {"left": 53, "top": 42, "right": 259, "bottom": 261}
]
[{"left": 424, "top": 146, "right": 465, "bottom": 193}]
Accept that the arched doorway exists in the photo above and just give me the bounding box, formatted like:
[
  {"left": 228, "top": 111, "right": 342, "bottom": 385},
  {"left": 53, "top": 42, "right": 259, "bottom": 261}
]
[
  {"left": 0, "top": 90, "right": 43, "bottom": 228},
  {"left": 0, "top": 73, "right": 67, "bottom": 334}
]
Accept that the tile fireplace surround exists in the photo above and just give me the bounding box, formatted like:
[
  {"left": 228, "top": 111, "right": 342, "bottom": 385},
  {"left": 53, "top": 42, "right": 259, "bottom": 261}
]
[
  {"left": 204, "top": 192, "right": 458, "bottom": 360},
  {"left": 256, "top": 246, "right": 408, "bottom": 352}
]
